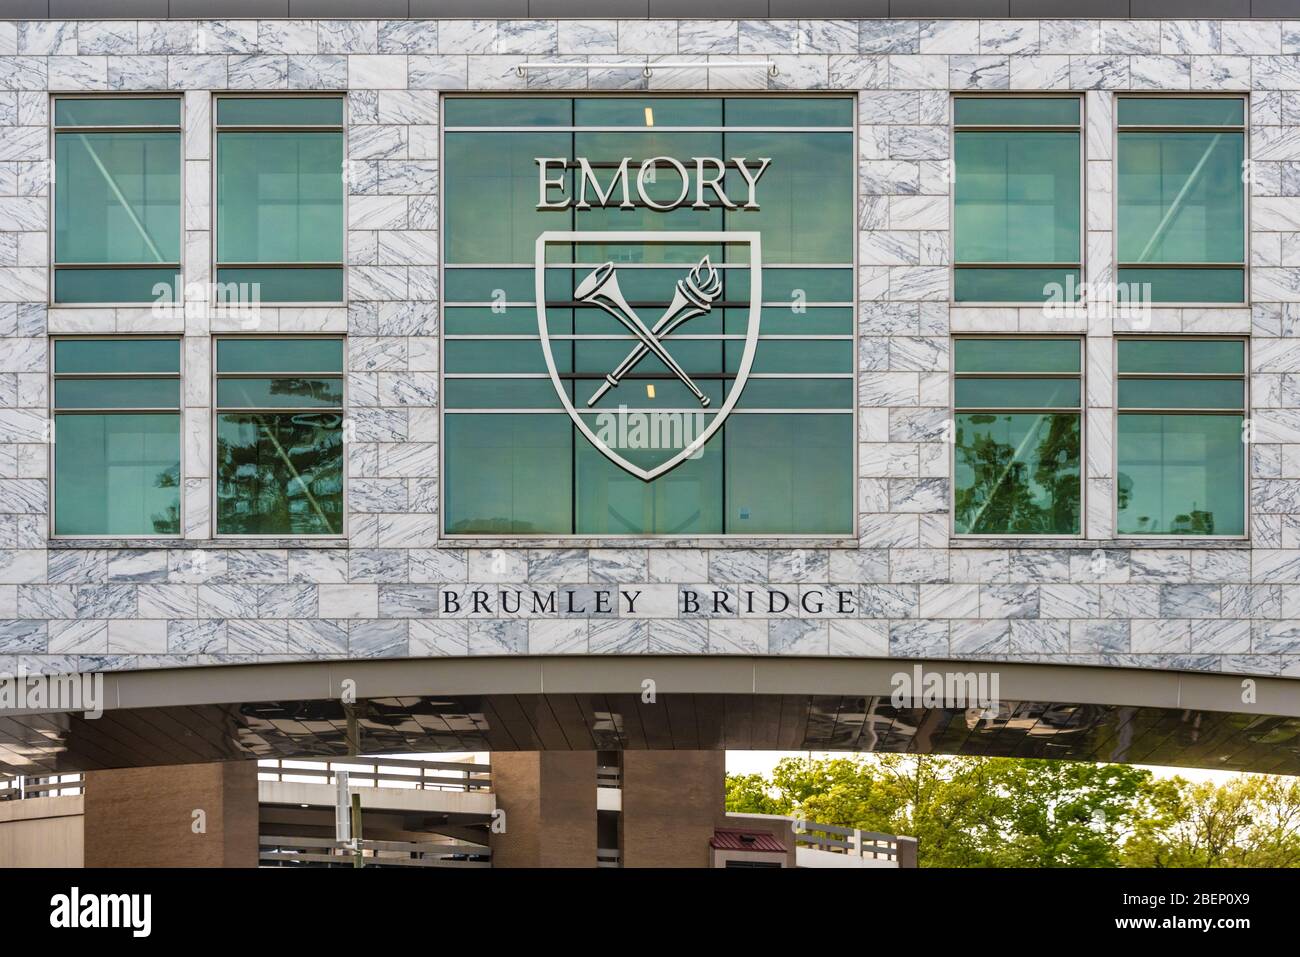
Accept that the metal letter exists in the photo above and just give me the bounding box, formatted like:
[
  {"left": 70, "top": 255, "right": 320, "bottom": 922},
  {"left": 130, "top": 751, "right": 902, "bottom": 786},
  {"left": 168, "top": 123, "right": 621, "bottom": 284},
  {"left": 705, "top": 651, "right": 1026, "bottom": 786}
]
[
  {"left": 730, "top": 157, "right": 772, "bottom": 209},
  {"left": 536, "top": 157, "right": 571, "bottom": 209}
]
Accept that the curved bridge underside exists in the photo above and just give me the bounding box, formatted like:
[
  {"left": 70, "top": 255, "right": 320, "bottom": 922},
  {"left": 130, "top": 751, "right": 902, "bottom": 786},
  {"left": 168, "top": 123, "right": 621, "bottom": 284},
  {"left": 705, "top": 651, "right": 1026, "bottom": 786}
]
[{"left": 3, "top": 657, "right": 1298, "bottom": 776}]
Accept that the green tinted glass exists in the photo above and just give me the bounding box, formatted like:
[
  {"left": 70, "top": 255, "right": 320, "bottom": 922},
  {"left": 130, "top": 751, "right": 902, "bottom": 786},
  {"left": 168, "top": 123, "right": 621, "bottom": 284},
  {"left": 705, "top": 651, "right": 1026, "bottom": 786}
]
[
  {"left": 444, "top": 414, "right": 573, "bottom": 534},
  {"left": 54, "top": 412, "right": 180, "bottom": 536},
  {"left": 445, "top": 268, "right": 573, "bottom": 302},
  {"left": 582, "top": 376, "right": 723, "bottom": 410},
  {"left": 1118, "top": 378, "right": 1244, "bottom": 410},
  {"left": 725, "top": 340, "right": 850, "bottom": 375},
  {"left": 216, "top": 377, "right": 343, "bottom": 409},
  {"left": 955, "top": 338, "right": 1080, "bottom": 373},
  {"left": 446, "top": 306, "right": 561, "bottom": 336},
  {"left": 448, "top": 340, "right": 566, "bottom": 375},
  {"left": 55, "top": 378, "right": 180, "bottom": 409},
  {"left": 575, "top": 97, "right": 722, "bottom": 127},
  {"left": 443, "top": 96, "right": 855, "bottom": 536},
  {"left": 445, "top": 131, "right": 572, "bottom": 264},
  {"left": 1116, "top": 267, "right": 1244, "bottom": 303},
  {"left": 954, "top": 131, "right": 1080, "bottom": 265},
  {"left": 55, "top": 97, "right": 180, "bottom": 127},
  {"left": 955, "top": 377, "right": 1080, "bottom": 409},
  {"left": 216, "top": 338, "right": 342, "bottom": 373},
  {"left": 443, "top": 98, "right": 572, "bottom": 127},
  {"left": 55, "top": 268, "right": 180, "bottom": 304},
  {"left": 725, "top": 414, "right": 853, "bottom": 534},
  {"left": 55, "top": 131, "right": 181, "bottom": 266},
  {"left": 724, "top": 131, "right": 853, "bottom": 263},
  {"left": 216, "top": 131, "right": 344, "bottom": 264},
  {"left": 1117, "top": 414, "right": 1244, "bottom": 535},
  {"left": 954, "top": 97, "right": 1079, "bottom": 126},
  {"left": 725, "top": 307, "right": 850, "bottom": 336},
  {"left": 215, "top": 267, "right": 344, "bottom": 303},
  {"left": 724, "top": 97, "right": 853, "bottom": 127},
  {"left": 1117, "top": 132, "right": 1244, "bottom": 266},
  {"left": 1117, "top": 97, "right": 1244, "bottom": 127},
  {"left": 445, "top": 378, "right": 565, "bottom": 409},
  {"left": 734, "top": 268, "right": 853, "bottom": 301},
  {"left": 1118, "top": 338, "right": 1244, "bottom": 374},
  {"left": 734, "top": 378, "right": 853, "bottom": 408},
  {"left": 954, "top": 267, "right": 1081, "bottom": 303},
  {"left": 575, "top": 416, "right": 723, "bottom": 534},
  {"left": 954, "top": 412, "right": 1081, "bottom": 535},
  {"left": 216, "top": 97, "right": 343, "bottom": 126},
  {"left": 215, "top": 412, "right": 343, "bottom": 535},
  {"left": 54, "top": 338, "right": 179, "bottom": 374}
]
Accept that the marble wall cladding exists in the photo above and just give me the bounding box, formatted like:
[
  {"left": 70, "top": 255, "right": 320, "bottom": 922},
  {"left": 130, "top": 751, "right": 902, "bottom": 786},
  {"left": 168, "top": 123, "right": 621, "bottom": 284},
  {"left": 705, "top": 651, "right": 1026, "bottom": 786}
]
[{"left": 0, "top": 18, "right": 1298, "bottom": 681}]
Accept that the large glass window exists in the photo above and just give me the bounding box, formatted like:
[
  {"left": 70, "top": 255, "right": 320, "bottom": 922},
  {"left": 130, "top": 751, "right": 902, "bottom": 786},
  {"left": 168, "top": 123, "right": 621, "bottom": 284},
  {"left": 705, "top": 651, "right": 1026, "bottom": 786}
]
[
  {"left": 953, "top": 337, "right": 1082, "bottom": 536},
  {"left": 53, "top": 97, "right": 182, "bottom": 304},
  {"left": 1116, "top": 338, "right": 1245, "bottom": 536},
  {"left": 1117, "top": 97, "right": 1246, "bottom": 303},
  {"left": 214, "top": 337, "right": 344, "bottom": 536},
  {"left": 441, "top": 96, "right": 855, "bottom": 536},
  {"left": 52, "top": 338, "right": 181, "bottom": 536},
  {"left": 214, "top": 96, "right": 345, "bottom": 304},
  {"left": 953, "top": 96, "right": 1082, "bottom": 303}
]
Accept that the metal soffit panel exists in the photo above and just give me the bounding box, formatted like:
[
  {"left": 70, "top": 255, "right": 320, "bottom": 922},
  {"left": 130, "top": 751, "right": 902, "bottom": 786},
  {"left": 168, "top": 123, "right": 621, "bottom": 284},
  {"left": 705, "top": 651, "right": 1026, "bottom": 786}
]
[{"left": 2, "top": 693, "right": 1299, "bottom": 777}]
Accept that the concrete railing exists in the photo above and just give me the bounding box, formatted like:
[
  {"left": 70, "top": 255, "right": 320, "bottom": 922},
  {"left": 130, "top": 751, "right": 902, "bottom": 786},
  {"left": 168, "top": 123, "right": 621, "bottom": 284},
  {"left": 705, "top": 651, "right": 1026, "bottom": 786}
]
[
  {"left": 0, "top": 773, "right": 84, "bottom": 800},
  {"left": 794, "top": 820, "right": 918, "bottom": 866},
  {"left": 260, "top": 835, "right": 490, "bottom": 868},
  {"left": 258, "top": 757, "right": 491, "bottom": 792}
]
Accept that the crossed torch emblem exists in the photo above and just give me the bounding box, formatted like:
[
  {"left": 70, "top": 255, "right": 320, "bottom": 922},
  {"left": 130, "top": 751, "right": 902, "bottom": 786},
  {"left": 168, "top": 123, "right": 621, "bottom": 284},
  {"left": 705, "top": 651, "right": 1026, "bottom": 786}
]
[{"left": 574, "top": 256, "right": 723, "bottom": 408}]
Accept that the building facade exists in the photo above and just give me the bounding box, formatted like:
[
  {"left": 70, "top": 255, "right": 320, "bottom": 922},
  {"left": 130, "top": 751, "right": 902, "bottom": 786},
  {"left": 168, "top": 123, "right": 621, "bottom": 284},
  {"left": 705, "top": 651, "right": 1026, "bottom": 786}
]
[{"left": 2, "top": 10, "right": 1300, "bottom": 694}]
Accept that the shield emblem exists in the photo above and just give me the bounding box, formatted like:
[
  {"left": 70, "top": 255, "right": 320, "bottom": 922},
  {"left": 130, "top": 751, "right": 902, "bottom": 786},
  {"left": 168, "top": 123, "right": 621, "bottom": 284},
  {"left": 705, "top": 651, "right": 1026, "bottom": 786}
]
[{"left": 534, "top": 230, "right": 762, "bottom": 481}]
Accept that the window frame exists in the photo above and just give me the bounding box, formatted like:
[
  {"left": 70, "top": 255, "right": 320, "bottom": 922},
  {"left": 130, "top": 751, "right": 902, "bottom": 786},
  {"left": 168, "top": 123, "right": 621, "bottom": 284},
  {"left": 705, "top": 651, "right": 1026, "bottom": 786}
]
[
  {"left": 210, "top": 333, "right": 348, "bottom": 540},
  {"left": 1112, "top": 334, "right": 1249, "bottom": 541},
  {"left": 950, "top": 334, "right": 1086, "bottom": 540},
  {"left": 1113, "top": 93, "right": 1249, "bottom": 307},
  {"left": 949, "top": 92, "right": 1086, "bottom": 308},
  {"left": 49, "top": 93, "right": 184, "bottom": 309},
  {"left": 48, "top": 334, "right": 185, "bottom": 541},
  {"left": 210, "top": 93, "right": 348, "bottom": 310},
  {"left": 437, "top": 90, "right": 860, "bottom": 542}
]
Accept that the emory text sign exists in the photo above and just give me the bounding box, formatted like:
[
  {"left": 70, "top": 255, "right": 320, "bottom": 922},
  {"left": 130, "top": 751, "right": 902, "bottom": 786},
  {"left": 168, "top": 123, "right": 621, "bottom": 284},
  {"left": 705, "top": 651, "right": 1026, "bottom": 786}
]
[{"left": 535, "top": 156, "right": 772, "bottom": 210}]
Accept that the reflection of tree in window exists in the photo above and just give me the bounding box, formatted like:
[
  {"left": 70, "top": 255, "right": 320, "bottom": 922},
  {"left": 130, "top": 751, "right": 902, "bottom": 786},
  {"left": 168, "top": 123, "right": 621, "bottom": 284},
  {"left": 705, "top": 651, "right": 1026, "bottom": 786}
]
[
  {"left": 153, "top": 461, "right": 180, "bottom": 534},
  {"left": 216, "top": 413, "right": 342, "bottom": 535},
  {"left": 955, "top": 414, "right": 1080, "bottom": 535}
]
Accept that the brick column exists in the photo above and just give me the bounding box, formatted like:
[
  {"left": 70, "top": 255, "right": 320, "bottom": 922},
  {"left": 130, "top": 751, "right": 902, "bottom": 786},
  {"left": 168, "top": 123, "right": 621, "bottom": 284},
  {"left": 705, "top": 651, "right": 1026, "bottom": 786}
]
[
  {"left": 83, "top": 761, "right": 258, "bottom": 868},
  {"left": 489, "top": 751, "right": 597, "bottom": 868},
  {"left": 620, "top": 750, "right": 725, "bottom": 868}
]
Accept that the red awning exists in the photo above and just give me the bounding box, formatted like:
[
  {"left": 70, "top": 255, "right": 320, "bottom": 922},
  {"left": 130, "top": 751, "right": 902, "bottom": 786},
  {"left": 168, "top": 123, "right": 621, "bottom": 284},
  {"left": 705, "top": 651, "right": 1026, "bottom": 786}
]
[{"left": 710, "top": 828, "right": 787, "bottom": 852}]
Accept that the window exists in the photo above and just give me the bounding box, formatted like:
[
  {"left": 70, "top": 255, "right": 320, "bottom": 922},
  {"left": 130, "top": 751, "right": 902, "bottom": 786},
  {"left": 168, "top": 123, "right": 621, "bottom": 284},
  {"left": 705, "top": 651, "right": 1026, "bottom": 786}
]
[
  {"left": 52, "top": 97, "right": 182, "bottom": 304},
  {"left": 441, "top": 95, "right": 855, "bottom": 536},
  {"left": 214, "top": 337, "right": 344, "bottom": 536},
  {"left": 214, "top": 96, "right": 345, "bottom": 304},
  {"left": 953, "top": 338, "right": 1082, "bottom": 536},
  {"left": 52, "top": 338, "right": 181, "bottom": 536},
  {"left": 952, "top": 96, "right": 1082, "bottom": 303},
  {"left": 1117, "top": 96, "right": 1246, "bottom": 303},
  {"left": 1116, "top": 338, "right": 1245, "bottom": 536}
]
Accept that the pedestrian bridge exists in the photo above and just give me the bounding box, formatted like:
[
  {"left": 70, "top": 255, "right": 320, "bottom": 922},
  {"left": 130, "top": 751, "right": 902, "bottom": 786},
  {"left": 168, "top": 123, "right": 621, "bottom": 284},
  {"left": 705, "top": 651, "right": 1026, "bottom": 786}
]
[{"left": 1, "top": 656, "right": 1296, "bottom": 776}]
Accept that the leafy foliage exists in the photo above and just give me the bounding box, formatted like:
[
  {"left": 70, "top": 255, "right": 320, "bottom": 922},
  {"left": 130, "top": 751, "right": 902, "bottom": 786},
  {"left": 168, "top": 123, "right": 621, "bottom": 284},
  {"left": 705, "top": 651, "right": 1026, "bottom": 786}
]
[{"left": 725, "top": 754, "right": 1300, "bottom": 867}]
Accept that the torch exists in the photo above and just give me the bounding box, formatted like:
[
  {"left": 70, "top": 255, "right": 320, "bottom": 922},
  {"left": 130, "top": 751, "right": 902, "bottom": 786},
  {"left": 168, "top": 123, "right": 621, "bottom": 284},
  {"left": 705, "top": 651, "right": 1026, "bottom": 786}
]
[{"left": 580, "top": 255, "right": 723, "bottom": 408}]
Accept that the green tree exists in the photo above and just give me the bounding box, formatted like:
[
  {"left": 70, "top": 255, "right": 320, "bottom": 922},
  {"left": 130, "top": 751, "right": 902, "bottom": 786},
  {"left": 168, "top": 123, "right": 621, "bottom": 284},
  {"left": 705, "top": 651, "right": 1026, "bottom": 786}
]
[{"left": 724, "top": 754, "right": 1300, "bottom": 868}]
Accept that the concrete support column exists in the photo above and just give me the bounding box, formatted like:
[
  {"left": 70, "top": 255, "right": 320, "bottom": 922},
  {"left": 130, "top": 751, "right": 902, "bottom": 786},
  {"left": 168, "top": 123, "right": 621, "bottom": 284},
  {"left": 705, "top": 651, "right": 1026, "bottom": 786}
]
[
  {"left": 83, "top": 761, "right": 258, "bottom": 868},
  {"left": 620, "top": 750, "right": 725, "bottom": 868},
  {"left": 490, "top": 751, "right": 597, "bottom": 868}
]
